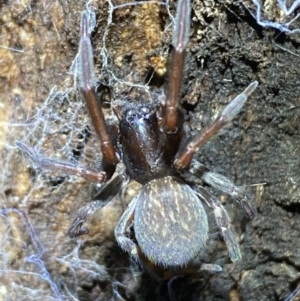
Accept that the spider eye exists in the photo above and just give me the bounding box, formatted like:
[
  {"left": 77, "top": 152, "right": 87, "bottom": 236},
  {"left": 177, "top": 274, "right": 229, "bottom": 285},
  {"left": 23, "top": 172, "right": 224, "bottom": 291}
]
[{"left": 124, "top": 106, "right": 152, "bottom": 122}]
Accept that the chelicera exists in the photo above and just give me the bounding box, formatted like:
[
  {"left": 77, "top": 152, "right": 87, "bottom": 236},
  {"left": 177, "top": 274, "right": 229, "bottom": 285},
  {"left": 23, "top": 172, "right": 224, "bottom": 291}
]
[{"left": 16, "top": 0, "right": 258, "bottom": 275}]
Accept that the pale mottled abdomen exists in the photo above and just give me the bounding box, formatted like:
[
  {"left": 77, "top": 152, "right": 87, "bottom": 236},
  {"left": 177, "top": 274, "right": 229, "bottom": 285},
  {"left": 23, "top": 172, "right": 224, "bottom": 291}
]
[{"left": 134, "top": 176, "right": 208, "bottom": 267}]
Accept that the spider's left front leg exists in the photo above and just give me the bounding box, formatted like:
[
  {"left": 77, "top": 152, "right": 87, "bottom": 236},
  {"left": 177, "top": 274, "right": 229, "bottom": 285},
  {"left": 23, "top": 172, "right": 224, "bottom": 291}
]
[{"left": 174, "top": 81, "right": 258, "bottom": 169}]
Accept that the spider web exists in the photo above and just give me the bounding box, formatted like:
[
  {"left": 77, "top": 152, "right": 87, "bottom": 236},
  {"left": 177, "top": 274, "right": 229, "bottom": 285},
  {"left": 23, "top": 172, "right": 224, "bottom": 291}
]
[
  {"left": 0, "top": 0, "right": 175, "bottom": 300},
  {"left": 241, "top": 0, "right": 300, "bottom": 33}
]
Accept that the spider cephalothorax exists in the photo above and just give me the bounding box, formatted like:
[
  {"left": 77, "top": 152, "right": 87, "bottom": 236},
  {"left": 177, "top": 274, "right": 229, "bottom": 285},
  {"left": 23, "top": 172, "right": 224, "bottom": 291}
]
[{"left": 17, "top": 0, "right": 258, "bottom": 275}]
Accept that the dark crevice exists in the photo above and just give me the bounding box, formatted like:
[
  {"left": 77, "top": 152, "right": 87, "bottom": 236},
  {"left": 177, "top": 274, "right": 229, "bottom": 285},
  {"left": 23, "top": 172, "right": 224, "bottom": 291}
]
[
  {"left": 273, "top": 31, "right": 287, "bottom": 44},
  {"left": 71, "top": 126, "right": 92, "bottom": 161},
  {"left": 277, "top": 202, "right": 300, "bottom": 214},
  {"left": 181, "top": 101, "right": 197, "bottom": 113},
  {"left": 224, "top": 3, "right": 264, "bottom": 38},
  {"left": 243, "top": 58, "right": 259, "bottom": 73},
  {"left": 144, "top": 67, "right": 166, "bottom": 87},
  {"left": 281, "top": 280, "right": 300, "bottom": 301},
  {"left": 4, "top": 189, "right": 13, "bottom": 196},
  {"left": 48, "top": 176, "right": 66, "bottom": 187},
  {"left": 96, "top": 84, "right": 112, "bottom": 108}
]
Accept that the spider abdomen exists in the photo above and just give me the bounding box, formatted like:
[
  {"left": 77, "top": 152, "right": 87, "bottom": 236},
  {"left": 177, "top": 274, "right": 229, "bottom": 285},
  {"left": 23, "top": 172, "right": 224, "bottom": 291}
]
[{"left": 134, "top": 176, "right": 208, "bottom": 267}]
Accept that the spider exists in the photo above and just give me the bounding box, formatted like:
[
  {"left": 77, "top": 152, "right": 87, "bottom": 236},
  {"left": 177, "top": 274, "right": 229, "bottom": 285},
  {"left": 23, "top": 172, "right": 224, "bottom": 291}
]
[{"left": 16, "top": 0, "right": 258, "bottom": 275}]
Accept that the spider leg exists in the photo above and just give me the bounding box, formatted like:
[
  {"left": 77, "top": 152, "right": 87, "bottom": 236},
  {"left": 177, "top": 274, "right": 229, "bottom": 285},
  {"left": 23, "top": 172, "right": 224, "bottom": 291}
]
[
  {"left": 15, "top": 140, "right": 107, "bottom": 182},
  {"left": 195, "top": 185, "right": 242, "bottom": 262},
  {"left": 79, "top": 11, "right": 119, "bottom": 165},
  {"left": 163, "top": 0, "right": 191, "bottom": 133},
  {"left": 202, "top": 171, "right": 256, "bottom": 218},
  {"left": 68, "top": 171, "right": 130, "bottom": 238},
  {"left": 199, "top": 263, "right": 222, "bottom": 272},
  {"left": 190, "top": 161, "right": 257, "bottom": 218},
  {"left": 115, "top": 196, "right": 140, "bottom": 263},
  {"left": 174, "top": 81, "right": 259, "bottom": 169}
]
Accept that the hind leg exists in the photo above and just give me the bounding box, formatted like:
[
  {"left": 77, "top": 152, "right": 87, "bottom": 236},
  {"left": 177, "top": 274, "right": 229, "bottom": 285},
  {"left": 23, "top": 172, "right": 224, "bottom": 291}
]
[
  {"left": 195, "top": 185, "right": 242, "bottom": 262},
  {"left": 190, "top": 160, "right": 257, "bottom": 218}
]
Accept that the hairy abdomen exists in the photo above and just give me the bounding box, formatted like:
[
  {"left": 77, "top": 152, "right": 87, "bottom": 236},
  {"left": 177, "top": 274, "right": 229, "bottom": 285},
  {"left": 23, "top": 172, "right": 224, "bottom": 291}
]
[{"left": 134, "top": 176, "right": 208, "bottom": 267}]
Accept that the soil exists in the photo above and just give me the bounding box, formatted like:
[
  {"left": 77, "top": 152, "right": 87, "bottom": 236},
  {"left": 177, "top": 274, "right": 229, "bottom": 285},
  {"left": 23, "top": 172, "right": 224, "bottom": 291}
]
[{"left": 0, "top": 0, "right": 300, "bottom": 300}]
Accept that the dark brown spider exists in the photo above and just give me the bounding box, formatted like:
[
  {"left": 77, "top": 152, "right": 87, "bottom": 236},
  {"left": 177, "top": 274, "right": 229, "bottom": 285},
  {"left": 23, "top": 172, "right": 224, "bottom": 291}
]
[{"left": 16, "top": 0, "right": 258, "bottom": 276}]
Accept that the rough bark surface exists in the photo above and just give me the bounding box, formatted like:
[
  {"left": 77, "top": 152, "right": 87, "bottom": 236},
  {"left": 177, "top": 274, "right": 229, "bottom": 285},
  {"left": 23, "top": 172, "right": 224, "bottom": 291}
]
[{"left": 1, "top": 0, "right": 300, "bottom": 300}]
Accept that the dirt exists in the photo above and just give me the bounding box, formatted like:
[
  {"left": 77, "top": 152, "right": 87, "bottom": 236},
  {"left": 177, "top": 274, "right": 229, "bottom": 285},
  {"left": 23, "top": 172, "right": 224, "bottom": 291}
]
[{"left": 0, "top": 0, "right": 300, "bottom": 300}]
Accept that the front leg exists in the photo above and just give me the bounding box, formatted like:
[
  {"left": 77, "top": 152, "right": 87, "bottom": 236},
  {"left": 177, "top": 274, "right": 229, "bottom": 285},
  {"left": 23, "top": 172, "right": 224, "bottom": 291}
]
[
  {"left": 79, "top": 11, "right": 119, "bottom": 165},
  {"left": 16, "top": 141, "right": 107, "bottom": 183},
  {"left": 195, "top": 185, "right": 242, "bottom": 262},
  {"left": 174, "top": 81, "right": 258, "bottom": 169},
  {"left": 115, "top": 196, "right": 140, "bottom": 263}
]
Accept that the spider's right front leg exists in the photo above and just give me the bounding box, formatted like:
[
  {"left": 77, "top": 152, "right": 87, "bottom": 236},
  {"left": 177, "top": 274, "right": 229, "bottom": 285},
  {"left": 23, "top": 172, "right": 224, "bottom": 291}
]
[
  {"left": 79, "top": 11, "right": 119, "bottom": 165},
  {"left": 15, "top": 140, "right": 107, "bottom": 183}
]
